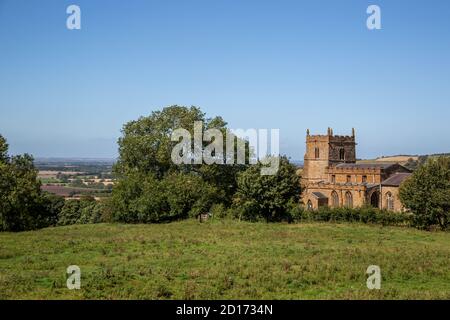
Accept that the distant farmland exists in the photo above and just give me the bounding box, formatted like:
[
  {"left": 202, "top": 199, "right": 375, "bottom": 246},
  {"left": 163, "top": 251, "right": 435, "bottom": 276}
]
[
  {"left": 40, "top": 185, "right": 108, "bottom": 198},
  {"left": 38, "top": 170, "right": 84, "bottom": 179},
  {"left": 36, "top": 159, "right": 115, "bottom": 198},
  {"left": 375, "top": 156, "right": 419, "bottom": 162}
]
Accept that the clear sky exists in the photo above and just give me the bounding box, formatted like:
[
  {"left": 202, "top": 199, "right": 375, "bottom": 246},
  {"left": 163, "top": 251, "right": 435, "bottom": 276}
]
[{"left": 0, "top": 0, "right": 449, "bottom": 160}]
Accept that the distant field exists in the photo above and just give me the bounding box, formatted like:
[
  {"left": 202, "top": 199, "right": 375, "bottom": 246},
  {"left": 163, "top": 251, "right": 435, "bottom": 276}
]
[
  {"left": 375, "top": 156, "right": 418, "bottom": 162},
  {"left": 38, "top": 170, "right": 84, "bottom": 178},
  {"left": 40, "top": 185, "right": 108, "bottom": 198},
  {"left": 357, "top": 156, "right": 418, "bottom": 164},
  {"left": 0, "top": 220, "right": 449, "bottom": 300}
]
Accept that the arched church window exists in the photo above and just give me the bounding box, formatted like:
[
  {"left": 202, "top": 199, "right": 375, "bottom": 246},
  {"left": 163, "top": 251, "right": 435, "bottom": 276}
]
[
  {"left": 386, "top": 192, "right": 394, "bottom": 211},
  {"left": 315, "top": 147, "right": 320, "bottom": 159},
  {"left": 331, "top": 191, "right": 339, "bottom": 207},
  {"left": 339, "top": 148, "right": 345, "bottom": 160},
  {"left": 370, "top": 191, "right": 380, "bottom": 208},
  {"left": 307, "top": 200, "right": 313, "bottom": 211},
  {"left": 345, "top": 191, "right": 353, "bottom": 208}
]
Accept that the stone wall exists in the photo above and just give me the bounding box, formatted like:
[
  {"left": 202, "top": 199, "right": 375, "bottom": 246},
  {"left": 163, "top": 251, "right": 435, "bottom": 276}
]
[
  {"left": 302, "top": 184, "right": 368, "bottom": 210},
  {"left": 327, "top": 167, "right": 383, "bottom": 184},
  {"left": 380, "top": 186, "right": 405, "bottom": 212},
  {"left": 302, "top": 184, "right": 407, "bottom": 212},
  {"left": 303, "top": 135, "right": 331, "bottom": 182}
]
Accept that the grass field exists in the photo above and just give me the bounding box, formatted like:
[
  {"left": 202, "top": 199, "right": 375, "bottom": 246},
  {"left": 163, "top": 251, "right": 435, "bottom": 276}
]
[{"left": 0, "top": 220, "right": 449, "bottom": 300}]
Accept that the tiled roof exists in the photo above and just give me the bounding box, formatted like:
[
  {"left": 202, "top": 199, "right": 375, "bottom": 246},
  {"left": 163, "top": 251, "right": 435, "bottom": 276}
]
[
  {"left": 312, "top": 192, "right": 328, "bottom": 199},
  {"left": 335, "top": 163, "right": 395, "bottom": 169},
  {"left": 381, "top": 173, "right": 412, "bottom": 186}
]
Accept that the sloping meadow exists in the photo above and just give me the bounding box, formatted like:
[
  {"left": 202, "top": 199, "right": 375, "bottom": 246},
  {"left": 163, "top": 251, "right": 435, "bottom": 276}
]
[{"left": 0, "top": 220, "right": 449, "bottom": 299}]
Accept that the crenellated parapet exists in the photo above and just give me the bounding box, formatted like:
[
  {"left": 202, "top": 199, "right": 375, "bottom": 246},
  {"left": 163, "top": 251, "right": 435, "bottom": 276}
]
[
  {"left": 327, "top": 166, "right": 382, "bottom": 174},
  {"left": 303, "top": 128, "right": 358, "bottom": 183}
]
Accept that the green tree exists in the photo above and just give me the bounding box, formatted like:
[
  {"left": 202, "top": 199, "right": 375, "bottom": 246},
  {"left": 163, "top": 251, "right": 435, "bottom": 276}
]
[
  {"left": 114, "top": 105, "right": 247, "bottom": 205},
  {"left": 233, "top": 156, "right": 301, "bottom": 222},
  {"left": 114, "top": 105, "right": 207, "bottom": 178},
  {"left": 111, "top": 172, "right": 168, "bottom": 223},
  {"left": 399, "top": 157, "right": 450, "bottom": 230},
  {"left": 79, "top": 202, "right": 99, "bottom": 224},
  {"left": 0, "top": 134, "right": 67, "bottom": 231},
  {"left": 0, "top": 152, "right": 44, "bottom": 231},
  {"left": 57, "top": 200, "right": 81, "bottom": 226},
  {"left": 0, "top": 134, "right": 8, "bottom": 163},
  {"left": 111, "top": 171, "right": 220, "bottom": 223},
  {"left": 162, "top": 172, "right": 221, "bottom": 219},
  {"left": 40, "top": 192, "right": 65, "bottom": 226},
  {"left": 57, "top": 196, "right": 96, "bottom": 226}
]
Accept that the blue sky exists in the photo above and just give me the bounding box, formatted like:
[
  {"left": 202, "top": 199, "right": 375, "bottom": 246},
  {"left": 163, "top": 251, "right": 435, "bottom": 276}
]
[{"left": 0, "top": 0, "right": 449, "bottom": 160}]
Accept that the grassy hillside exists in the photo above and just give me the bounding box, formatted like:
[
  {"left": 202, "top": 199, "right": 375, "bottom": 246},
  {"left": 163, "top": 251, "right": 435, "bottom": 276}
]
[{"left": 0, "top": 220, "right": 449, "bottom": 300}]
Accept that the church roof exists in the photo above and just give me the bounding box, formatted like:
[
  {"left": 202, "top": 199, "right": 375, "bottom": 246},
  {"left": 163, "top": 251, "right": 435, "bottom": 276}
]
[
  {"left": 312, "top": 192, "right": 328, "bottom": 199},
  {"left": 335, "top": 163, "right": 396, "bottom": 169},
  {"left": 381, "top": 173, "right": 412, "bottom": 186}
]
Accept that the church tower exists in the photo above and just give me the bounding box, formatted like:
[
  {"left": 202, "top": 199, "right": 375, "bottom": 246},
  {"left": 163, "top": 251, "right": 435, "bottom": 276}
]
[{"left": 302, "top": 128, "right": 356, "bottom": 183}]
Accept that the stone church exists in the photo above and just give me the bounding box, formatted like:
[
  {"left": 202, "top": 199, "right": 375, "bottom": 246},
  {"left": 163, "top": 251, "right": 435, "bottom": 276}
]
[{"left": 301, "top": 128, "right": 412, "bottom": 212}]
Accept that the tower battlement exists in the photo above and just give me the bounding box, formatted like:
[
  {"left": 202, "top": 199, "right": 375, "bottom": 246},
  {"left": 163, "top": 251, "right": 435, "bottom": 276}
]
[
  {"left": 306, "top": 128, "right": 355, "bottom": 140},
  {"left": 303, "top": 128, "right": 357, "bottom": 183}
]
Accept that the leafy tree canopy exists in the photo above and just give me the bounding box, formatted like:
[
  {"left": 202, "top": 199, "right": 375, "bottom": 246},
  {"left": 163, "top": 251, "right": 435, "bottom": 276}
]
[
  {"left": 399, "top": 156, "right": 450, "bottom": 230},
  {"left": 0, "top": 135, "right": 50, "bottom": 231},
  {"left": 233, "top": 156, "right": 301, "bottom": 222},
  {"left": 114, "top": 105, "right": 248, "bottom": 204},
  {"left": 0, "top": 134, "right": 8, "bottom": 163}
]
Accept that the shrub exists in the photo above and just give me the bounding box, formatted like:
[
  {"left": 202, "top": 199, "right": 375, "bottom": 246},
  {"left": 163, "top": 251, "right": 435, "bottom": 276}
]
[
  {"left": 79, "top": 202, "right": 99, "bottom": 224},
  {"left": 57, "top": 200, "right": 82, "bottom": 226},
  {"left": 285, "top": 199, "right": 303, "bottom": 222},
  {"left": 111, "top": 172, "right": 222, "bottom": 223},
  {"left": 40, "top": 192, "right": 65, "bottom": 226},
  {"left": 162, "top": 172, "right": 221, "bottom": 220},
  {"left": 96, "top": 199, "right": 115, "bottom": 223},
  {"left": 233, "top": 156, "right": 301, "bottom": 222},
  {"left": 209, "top": 203, "right": 227, "bottom": 219},
  {"left": 295, "top": 206, "right": 412, "bottom": 227},
  {"left": 129, "top": 173, "right": 169, "bottom": 223},
  {"left": 58, "top": 196, "right": 97, "bottom": 226}
]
